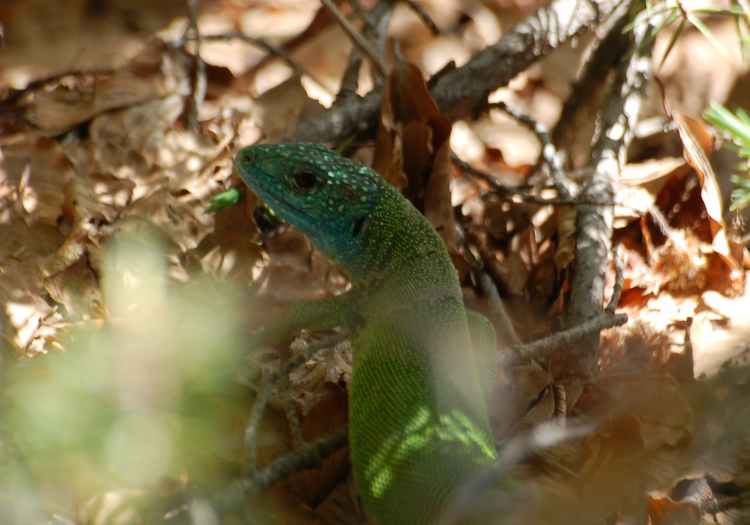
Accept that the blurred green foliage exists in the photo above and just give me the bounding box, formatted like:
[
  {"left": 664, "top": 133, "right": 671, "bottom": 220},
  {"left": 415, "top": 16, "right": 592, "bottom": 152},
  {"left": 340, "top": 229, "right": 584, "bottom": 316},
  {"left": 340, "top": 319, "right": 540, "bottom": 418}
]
[
  {"left": 704, "top": 102, "right": 750, "bottom": 210},
  {"left": 1, "top": 229, "right": 249, "bottom": 524}
]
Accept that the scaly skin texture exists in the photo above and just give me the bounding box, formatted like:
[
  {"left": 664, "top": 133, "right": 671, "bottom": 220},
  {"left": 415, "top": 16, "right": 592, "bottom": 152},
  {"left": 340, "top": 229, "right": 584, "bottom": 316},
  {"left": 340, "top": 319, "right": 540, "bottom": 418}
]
[{"left": 236, "top": 143, "right": 498, "bottom": 525}]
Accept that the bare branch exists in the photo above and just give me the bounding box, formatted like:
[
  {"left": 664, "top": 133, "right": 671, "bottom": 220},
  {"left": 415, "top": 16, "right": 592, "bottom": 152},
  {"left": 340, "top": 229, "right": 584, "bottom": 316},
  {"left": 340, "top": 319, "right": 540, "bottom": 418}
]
[
  {"left": 320, "top": 0, "right": 388, "bottom": 79},
  {"left": 563, "top": 1, "right": 652, "bottom": 378},
  {"left": 294, "top": 0, "right": 625, "bottom": 143},
  {"left": 490, "top": 101, "right": 572, "bottom": 200},
  {"left": 212, "top": 425, "right": 349, "bottom": 513},
  {"left": 500, "top": 312, "right": 628, "bottom": 367}
]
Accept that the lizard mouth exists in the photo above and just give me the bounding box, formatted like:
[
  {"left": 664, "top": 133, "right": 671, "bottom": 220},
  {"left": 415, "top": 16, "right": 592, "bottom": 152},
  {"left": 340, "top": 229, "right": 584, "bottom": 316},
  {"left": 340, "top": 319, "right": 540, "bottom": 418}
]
[{"left": 248, "top": 180, "right": 319, "bottom": 228}]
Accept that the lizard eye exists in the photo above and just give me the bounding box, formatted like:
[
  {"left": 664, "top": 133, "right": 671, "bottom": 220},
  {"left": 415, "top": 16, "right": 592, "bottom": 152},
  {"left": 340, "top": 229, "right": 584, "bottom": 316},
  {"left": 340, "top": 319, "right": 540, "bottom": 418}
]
[{"left": 292, "top": 172, "right": 318, "bottom": 190}]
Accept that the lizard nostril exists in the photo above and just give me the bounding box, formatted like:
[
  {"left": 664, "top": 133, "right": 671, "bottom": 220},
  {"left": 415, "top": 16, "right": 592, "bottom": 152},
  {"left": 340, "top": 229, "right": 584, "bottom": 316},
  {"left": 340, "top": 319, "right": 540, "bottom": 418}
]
[{"left": 241, "top": 152, "right": 255, "bottom": 164}]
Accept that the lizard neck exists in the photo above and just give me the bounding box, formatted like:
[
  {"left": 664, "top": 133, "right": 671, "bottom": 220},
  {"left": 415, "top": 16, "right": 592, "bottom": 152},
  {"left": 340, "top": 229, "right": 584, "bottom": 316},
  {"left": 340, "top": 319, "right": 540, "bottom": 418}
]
[{"left": 336, "top": 187, "right": 461, "bottom": 304}]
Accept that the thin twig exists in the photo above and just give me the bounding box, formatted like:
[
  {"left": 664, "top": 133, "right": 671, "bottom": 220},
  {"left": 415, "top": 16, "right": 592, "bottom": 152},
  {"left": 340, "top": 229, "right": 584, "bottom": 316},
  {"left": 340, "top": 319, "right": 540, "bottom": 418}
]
[
  {"left": 452, "top": 154, "right": 617, "bottom": 207},
  {"left": 553, "top": 382, "right": 567, "bottom": 426},
  {"left": 213, "top": 425, "right": 349, "bottom": 513},
  {"left": 550, "top": 2, "right": 633, "bottom": 168},
  {"left": 452, "top": 154, "right": 552, "bottom": 205},
  {"left": 282, "top": 374, "right": 305, "bottom": 447},
  {"left": 477, "top": 272, "right": 521, "bottom": 347},
  {"left": 178, "top": 31, "right": 331, "bottom": 106},
  {"left": 294, "top": 0, "right": 623, "bottom": 142},
  {"left": 197, "top": 33, "right": 298, "bottom": 70},
  {"left": 185, "top": 0, "right": 206, "bottom": 129},
  {"left": 401, "top": 0, "right": 440, "bottom": 34},
  {"left": 320, "top": 0, "right": 389, "bottom": 79},
  {"left": 367, "top": 2, "right": 397, "bottom": 89},
  {"left": 489, "top": 101, "right": 572, "bottom": 201},
  {"left": 676, "top": 317, "right": 694, "bottom": 381},
  {"left": 243, "top": 328, "right": 352, "bottom": 472},
  {"left": 605, "top": 246, "right": 624, "bottom": 315},
  {"left": 500, "top": 313, "right": 628, "bottom": 367},
  {"left": 338, "top": 48, "right": 364, "bottom": 101},
  {"left": 336, "top": 1, "right": 396, "bottom": 101}
]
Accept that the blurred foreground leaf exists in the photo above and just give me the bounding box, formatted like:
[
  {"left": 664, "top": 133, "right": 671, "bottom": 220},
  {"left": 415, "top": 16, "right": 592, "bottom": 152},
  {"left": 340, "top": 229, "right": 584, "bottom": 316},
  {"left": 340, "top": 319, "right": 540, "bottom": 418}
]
[
  {"left": 705, "top": 102, "right": 750, "bottom": 210},
  {"left": 1, "top": 226, "right": 248, "bottom": 524}
]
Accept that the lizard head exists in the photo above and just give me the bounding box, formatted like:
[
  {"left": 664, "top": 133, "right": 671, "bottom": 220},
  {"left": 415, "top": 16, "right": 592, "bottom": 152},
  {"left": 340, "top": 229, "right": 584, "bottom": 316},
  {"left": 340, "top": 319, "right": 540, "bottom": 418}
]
[{"left": 235, "top": 143, "right": 388, "bottom": 272}]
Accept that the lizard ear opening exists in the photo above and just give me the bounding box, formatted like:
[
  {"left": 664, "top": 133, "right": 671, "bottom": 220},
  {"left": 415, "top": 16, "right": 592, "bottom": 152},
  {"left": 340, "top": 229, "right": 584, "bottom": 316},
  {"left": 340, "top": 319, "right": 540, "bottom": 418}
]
[{"left": 351, "top": 215, "right": 367, "bottom": 238}]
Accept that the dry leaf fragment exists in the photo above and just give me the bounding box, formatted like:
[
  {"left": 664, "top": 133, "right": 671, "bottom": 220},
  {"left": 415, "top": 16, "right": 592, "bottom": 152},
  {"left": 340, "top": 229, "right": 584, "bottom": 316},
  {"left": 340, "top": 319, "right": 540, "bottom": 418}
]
[
  {"left": 20, "top": 41, "right": 187, "bottom": 136},
  {"left": 645, "top": 495, "right": 701, "bottom": 525},
  {"left": 2, "top": 137, "right": 76, "bottom": 224},
  {"left": 43, "top": 257, "right": 103, "bottom": 320},
  {"left": 668, "top": 104, "right": 743, "bottom": 291},
  {"left": 373, "top": 56, "right": 456, "bottom": 248}
]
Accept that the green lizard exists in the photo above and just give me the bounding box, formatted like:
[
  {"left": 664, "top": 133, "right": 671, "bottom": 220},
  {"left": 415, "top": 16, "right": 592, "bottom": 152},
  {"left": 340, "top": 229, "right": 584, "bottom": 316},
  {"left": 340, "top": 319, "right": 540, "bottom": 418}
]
[{"left": 235, "top": 143, "right": 499, "bottom": 525}]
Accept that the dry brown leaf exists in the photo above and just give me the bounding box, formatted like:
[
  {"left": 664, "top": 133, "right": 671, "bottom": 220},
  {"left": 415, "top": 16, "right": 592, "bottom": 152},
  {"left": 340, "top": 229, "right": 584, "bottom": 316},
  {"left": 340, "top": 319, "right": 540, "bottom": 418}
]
[
  {"left": 43, "top": 258, "right": 103, "bottom": 321},
  {"left": 3, "top": 41, "right": 187, "bottom": 136},
  {"left": 564, "top": 372, "right": 696, "bottom": 507},
  {"left": 0, "top": 156, "right": 69, "bottom": 352},
  {"left": 373, "top": 56, "right": 456, "bottom": 248},
  {"left": 288, "top": 337, "right": 352, "bottom": 414},
  {"left": 193, "top": 12, "right": 265, "bottom": 77},
  {"left": 0, "top": 241, "right": 64, "bottom": 353},
  {"left": 599, "top": 320, "right": 672, "bottom": 375},
  {"left": 0, "top": 0, "right": 183, "bottom": 89},
  {"left": 616, "top": 151, "right": 741, "bottom": 300},
  {"left": 668, "top": 105, "right": 744, "bottom": 292},
  {"left": 600, "top": 374, "right": 693, "bottom": 450},
  {"left": 2, "top": 137, "right": 77, "bottom": 224},
  {"left": 251, "top": 75, "right": 324, "bottom": 141},
  {"left": 616, "top": 158, "right": 687, "bottom": 226},
  {"left": 691, "top": 277, "right": 750, "bottom": 376},
  {"left": 244, "top": 330, "right": 352, "bottom": 418},
  {"left": 0, "top": 38, "right": 242, "bottom": 352},
  {"left": 489, "top": 361, "right": 554, "bottom": 442},
  {"left": 645, "top": 495, "right": 701, "bottom": 525},
  {"left": 89, "top": 94, "right": 186, "bottom": 172},
  {"left": 313, "top": 470, "right": 363, "bottom": 525}
]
